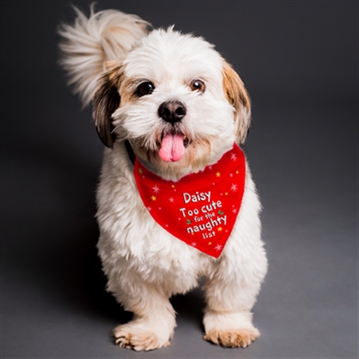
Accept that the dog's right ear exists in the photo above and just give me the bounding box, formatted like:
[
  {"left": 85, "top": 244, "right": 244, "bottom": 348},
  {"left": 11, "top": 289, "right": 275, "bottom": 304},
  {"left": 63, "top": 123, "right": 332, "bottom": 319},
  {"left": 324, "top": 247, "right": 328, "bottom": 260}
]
[{"left": 92, "top": 64, "right": 122, "bottom": 148}]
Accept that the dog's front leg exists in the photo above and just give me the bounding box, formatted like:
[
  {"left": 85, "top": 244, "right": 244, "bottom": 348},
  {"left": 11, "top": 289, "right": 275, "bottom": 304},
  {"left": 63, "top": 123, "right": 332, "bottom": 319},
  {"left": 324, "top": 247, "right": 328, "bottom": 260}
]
[
  {"left": 202, "top": 261, "right": 264, "bottom": 348},
  {"left": 112, "top": 280, "right": 176, "bottom": 351}
]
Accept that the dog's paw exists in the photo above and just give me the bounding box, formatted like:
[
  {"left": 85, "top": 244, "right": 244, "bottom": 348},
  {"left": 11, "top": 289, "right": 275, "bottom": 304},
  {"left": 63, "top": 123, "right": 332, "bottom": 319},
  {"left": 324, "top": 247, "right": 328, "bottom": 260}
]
[
  {"left": 113, "top": 324, "right": 171, "bottom": 351},
  {"left": 203, "top": 327, "right": 260, "bottom": 348}
]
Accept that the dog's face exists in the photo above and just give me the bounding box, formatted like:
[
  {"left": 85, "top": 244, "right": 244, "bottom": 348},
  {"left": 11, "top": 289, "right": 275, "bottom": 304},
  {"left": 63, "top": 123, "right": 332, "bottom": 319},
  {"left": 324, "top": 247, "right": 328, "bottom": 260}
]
[{"left": 93, "top": 28, "right": 251, "bottom": 180}]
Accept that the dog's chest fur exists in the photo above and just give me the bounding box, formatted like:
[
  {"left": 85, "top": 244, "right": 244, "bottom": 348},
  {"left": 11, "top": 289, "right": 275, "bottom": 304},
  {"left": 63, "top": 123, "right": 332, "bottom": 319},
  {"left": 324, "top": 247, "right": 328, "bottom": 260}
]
[{"left": 96, "top": 143, "right": 262, "bottom": 295}]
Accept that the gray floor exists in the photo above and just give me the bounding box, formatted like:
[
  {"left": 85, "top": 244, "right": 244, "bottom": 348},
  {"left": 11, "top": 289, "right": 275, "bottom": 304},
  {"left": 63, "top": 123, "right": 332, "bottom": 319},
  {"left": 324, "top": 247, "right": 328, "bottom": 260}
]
[{"left": 1, "top": 1, "right": 357, "bottom": 358}]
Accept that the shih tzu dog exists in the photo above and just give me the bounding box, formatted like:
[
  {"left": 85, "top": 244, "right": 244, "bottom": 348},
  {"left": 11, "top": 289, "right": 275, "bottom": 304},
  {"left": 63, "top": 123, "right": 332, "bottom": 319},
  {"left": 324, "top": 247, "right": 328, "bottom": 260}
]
[{"left": 58, "top": 6, "right": 267, "bottom": 351}]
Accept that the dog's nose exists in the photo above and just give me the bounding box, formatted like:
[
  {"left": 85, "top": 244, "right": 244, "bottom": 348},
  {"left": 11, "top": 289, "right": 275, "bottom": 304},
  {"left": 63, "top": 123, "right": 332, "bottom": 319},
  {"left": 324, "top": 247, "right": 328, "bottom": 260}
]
[{"left": 158, "top": 100, "right": 186, "bottom": 123}]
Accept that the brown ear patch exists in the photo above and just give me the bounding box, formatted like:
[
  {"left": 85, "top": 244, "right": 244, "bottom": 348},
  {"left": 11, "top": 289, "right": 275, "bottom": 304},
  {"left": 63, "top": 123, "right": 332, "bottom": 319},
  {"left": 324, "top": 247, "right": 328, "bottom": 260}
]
[
  {"left": 222, "top": 60, "right": 251, "bottom": 144},
  {"left": 92, "top": 66, "right": 123, "bottom": 148}
]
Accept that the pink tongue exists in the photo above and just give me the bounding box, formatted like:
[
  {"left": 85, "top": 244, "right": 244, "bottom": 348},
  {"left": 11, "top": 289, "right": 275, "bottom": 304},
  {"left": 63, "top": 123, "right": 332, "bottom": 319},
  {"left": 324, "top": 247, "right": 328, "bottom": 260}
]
[{"left": 158, "top": 134, "right": 185, "bottom": 162}]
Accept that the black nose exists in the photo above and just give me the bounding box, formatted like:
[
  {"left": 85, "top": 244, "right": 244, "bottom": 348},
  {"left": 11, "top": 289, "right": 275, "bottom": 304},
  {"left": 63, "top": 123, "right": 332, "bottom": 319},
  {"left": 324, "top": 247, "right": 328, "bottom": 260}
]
[{"left": 158, "top": 100, "right": 186, "bottom": 123}]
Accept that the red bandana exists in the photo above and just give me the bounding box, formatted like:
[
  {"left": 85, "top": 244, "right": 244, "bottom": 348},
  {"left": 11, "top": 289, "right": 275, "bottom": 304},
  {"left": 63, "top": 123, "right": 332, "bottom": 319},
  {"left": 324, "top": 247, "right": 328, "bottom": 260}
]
[{"left": 134, "top": 143, "right": 246, "bottom": 258}]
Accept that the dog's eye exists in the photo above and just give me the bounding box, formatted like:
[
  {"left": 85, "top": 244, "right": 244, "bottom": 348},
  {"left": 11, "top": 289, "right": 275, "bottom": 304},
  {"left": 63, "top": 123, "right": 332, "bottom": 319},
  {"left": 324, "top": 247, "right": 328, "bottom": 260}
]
[
  {"left": 136, "top": 81, "right": 155, "bottom": 97},
  {"left": 189, "top": 79, "right": 205, "bottom": 93}
]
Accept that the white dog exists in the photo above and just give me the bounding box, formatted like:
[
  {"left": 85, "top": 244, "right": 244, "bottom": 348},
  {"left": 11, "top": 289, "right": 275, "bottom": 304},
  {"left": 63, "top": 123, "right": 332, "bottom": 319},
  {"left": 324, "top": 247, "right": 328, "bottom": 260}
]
[{"left": 59, "top": 6, "right": 267, "bottom": 351}]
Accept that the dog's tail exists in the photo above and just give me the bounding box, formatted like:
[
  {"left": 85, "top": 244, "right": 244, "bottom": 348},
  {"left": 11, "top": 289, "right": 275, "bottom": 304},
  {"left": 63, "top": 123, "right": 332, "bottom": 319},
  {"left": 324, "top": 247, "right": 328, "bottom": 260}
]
[{"left": 58, "top": 5, "right": 151, "bottom": 105}]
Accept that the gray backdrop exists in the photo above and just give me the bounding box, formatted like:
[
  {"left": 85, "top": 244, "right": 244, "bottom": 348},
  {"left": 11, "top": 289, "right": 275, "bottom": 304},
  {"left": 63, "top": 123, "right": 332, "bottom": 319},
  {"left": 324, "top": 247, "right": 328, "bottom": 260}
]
[{"left": 1, "top": 1, "right": 357, "bottom": 358}]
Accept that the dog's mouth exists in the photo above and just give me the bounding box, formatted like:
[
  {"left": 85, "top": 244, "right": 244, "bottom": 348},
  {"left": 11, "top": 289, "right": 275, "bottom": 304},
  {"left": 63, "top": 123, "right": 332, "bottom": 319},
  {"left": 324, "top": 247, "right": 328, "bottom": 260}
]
[{"left": 158, "top": 131, "right": 190, "bottom": 162}]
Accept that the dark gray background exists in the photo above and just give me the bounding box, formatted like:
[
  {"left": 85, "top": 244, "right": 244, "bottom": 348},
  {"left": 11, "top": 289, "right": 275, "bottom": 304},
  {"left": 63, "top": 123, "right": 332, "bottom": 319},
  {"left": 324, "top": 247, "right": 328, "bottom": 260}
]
[{"left": 1, "top": 1, "right": 357, "bottom": 358}]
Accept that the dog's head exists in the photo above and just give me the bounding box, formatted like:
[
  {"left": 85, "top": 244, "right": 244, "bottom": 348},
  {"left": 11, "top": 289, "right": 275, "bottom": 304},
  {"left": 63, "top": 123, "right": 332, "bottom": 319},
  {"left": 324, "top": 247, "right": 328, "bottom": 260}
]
[{"left": 93, "top": 28, "right": 250, "bottom": 180}]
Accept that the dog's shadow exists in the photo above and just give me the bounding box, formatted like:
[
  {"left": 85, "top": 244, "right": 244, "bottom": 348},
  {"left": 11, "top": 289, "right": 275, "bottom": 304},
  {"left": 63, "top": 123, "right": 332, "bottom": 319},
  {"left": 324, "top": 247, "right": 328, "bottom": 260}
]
[
  {"left": 4, "top": 144, "right": 125, "bottom": 325},
  {"left": 170, "top": 284, "right": 205, "bottom": 331}
]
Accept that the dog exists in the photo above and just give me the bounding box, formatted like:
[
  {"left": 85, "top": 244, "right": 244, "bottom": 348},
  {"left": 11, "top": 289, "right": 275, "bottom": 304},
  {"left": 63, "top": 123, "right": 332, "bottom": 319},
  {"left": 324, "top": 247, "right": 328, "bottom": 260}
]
[{"left": 58, "top": 6, "right": 268, "bottom": 351}]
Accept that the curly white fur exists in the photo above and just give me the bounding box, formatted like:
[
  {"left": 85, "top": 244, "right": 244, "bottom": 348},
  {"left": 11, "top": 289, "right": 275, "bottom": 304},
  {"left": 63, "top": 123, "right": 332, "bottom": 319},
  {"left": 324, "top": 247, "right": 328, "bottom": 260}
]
[
  {"left": 59, "top": 6, "right": 267, "bottom": 351},
  {"left": 58, "top": 5, "right": 150, "bottom": 105}
]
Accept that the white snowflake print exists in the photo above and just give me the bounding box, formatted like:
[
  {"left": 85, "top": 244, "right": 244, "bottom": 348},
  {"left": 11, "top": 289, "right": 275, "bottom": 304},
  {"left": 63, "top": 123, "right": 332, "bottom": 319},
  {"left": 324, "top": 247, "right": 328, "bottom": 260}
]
[
  {"left": 230, "top": 173, "right": 233, "bottom": 177},
  {"left": 231, "top": 183, "right": 238, "bottom": 192},
  {"left": 147, "top": 206, "right": 152, "bottom": 211},
  {"left": 232, "top": 208, "right": 237, "bottom": 213},
  {"left": 214, "top": 244, "right": 222, "bottom": 251},
  {"left": 230, "top": 153, "right": 237, "bottom": 161},
  {"left": 152, "top": 185, "right": 160, "bottom": 194},
  {"left": 169, "top": 197, "right": 174, "bottom": 203},
  {"left": 208, "top": 165, "right": 213, "bottom": 170},
  {"left": 191, "top": 242, "right": 197, "bottom": 246}
]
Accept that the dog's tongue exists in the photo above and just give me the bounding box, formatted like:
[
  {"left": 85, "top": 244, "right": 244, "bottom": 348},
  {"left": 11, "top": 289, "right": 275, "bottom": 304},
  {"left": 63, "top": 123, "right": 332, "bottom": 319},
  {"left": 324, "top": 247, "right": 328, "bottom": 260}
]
[{"left": 158, "top": 134, "right": 185, "bottom": 162}]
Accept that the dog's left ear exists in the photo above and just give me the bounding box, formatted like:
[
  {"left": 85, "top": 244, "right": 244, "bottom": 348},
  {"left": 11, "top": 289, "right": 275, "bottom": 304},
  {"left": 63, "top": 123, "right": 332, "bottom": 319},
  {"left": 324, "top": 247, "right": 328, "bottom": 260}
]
[
  {"left": 222, "top": 60, "right": 251, "bottom": 144},
  {"left": 92, "top": 63, "right": 122, "bottom": 148}
]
